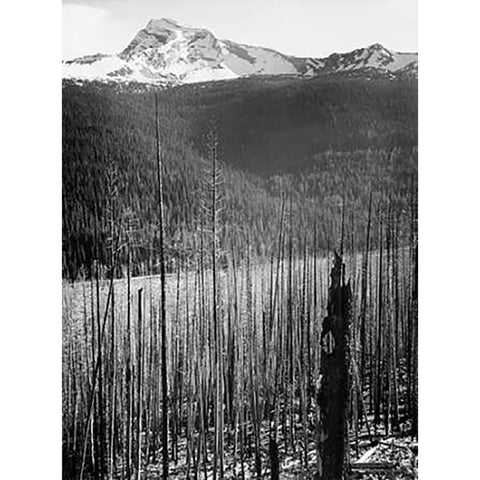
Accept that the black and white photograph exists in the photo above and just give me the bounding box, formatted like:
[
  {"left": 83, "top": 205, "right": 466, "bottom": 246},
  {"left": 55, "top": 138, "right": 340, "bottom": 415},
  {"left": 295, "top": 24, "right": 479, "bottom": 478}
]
[
  {"left": 61, "top": 1, "right": 417, "bottom": 478},
  {"left": 4, "top": 1, "right": 480, "bottom": 480}
]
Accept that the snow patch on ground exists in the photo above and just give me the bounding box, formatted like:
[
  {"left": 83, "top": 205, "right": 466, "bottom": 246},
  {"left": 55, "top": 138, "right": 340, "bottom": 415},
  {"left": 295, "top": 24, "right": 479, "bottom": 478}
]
[
  {"left": 242, "top": 45, "right": 298, "bottom": 75},
  {"left": 182, "top": 65, "right": 238, "bottom": 83},
  {"left": 388, "top": 52, "right": 418, "bottom": 71},
  {"left": 63, "top": 55, "right": 127, "bottom": 81}
]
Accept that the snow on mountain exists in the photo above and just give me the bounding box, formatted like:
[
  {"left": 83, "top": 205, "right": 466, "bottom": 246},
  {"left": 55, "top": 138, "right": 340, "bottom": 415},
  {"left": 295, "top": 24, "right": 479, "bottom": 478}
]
[
  {"left": 63, "top": 18, "right": 418, "bottom": 85},
  {"left": 221, "top": 40, "right": 300, "bottom": 76},
  {"left": 318, "top": 43, "right": 418, "bottom": 74}
]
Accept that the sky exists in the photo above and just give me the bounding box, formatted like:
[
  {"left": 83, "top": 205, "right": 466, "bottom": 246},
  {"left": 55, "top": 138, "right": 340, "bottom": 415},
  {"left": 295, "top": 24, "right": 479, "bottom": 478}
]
[{"left": 62, "top": 0, "right": 417, "bottom": 60}]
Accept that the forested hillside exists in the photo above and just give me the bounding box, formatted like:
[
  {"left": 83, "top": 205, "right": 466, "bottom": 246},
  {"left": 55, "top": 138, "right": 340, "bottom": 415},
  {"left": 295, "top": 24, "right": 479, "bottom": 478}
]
[
  {"left": 163, "top": 74, "right": 417, "bottom": 174},
  {"left": 62, "top": 75, "right": 417, "bottom": 279}
]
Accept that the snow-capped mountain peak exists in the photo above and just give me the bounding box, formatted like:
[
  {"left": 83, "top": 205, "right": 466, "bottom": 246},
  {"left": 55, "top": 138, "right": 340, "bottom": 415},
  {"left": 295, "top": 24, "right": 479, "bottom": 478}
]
[
  {"left": 63, "top": 19, "right": 418, "bottom": 86},
  {"left": 120, "top": 18, "right": 217, "bottom": 59}
]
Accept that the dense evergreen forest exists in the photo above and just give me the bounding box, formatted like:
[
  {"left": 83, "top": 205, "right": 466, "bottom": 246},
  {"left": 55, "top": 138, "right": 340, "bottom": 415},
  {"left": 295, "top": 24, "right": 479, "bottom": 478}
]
[{"left": 62, "top": 75, "right": 417, "bottom": 279}]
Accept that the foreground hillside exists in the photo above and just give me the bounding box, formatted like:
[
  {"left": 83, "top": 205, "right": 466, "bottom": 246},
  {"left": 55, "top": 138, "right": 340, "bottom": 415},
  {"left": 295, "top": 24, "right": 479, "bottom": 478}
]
[
  {"left": 63, "top": 250, "right": 418, "bottom": 479},
  {"left": 62, "top": 75, "right": 417, "bottom": 279}
]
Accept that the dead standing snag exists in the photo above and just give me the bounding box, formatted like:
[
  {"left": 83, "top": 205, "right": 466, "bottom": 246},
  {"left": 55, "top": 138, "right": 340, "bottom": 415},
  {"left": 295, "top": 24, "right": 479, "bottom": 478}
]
[{"left": 316, "top": 252, "right": 352, "bottom": 480}]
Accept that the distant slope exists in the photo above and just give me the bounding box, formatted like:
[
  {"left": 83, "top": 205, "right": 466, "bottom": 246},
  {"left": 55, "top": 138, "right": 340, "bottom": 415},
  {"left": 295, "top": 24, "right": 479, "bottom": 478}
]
[
  {"left": 157, "top": 74, "right": 418, "bottom": 175},
  {"left": 63, "top": 18, "right": 418, "bottom": 85},
  {"left": 62, "top": 75, "right": 417, "bottom": 278}
]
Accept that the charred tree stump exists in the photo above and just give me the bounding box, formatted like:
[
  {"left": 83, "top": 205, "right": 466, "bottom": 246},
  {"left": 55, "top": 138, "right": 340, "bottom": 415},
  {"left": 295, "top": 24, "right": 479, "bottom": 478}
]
[
  {"left": 316, "top": 252, "right": 352, "bottom": 480},
  {"left": 269, "top": 429, "right": 279, "bottom": 480}
]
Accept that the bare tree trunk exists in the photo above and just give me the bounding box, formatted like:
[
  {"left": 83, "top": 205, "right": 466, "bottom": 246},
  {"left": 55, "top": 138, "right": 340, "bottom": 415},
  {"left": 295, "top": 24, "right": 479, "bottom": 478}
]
[
  {"left": 155, "top": 93, "right": 169, "bottom": 479},
  {"left": 136, "top": 288, "right": 144, "bottom": 480},
  {"left": 126, "top": 246, "right": 133, "bottom": 480}
]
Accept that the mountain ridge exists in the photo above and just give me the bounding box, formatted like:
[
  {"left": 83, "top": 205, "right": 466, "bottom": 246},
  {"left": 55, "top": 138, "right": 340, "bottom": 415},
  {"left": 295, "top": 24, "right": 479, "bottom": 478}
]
[{"left": 63, "top": 18, "right": 418, "bottom": 86}]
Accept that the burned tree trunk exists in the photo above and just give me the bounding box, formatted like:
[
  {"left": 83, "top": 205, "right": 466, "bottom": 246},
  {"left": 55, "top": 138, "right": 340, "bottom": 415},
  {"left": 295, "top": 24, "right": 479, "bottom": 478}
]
[
  {"left": 316, "top": 252, "right": 352, "bottom": 480},
  {"left": 155, "top": 93, "right": 169, "bottom": 479}
]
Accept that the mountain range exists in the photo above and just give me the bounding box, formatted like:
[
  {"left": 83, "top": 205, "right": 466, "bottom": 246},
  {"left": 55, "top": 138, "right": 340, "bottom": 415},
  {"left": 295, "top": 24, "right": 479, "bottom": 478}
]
[{"left": 63, "top": 18, "right": 418, "bottom": 86}]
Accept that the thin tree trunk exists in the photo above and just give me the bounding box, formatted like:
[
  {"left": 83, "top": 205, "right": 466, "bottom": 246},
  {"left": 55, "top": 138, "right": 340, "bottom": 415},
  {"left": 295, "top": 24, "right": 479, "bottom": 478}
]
[{"left": 155, "top": 93, "right": 169, "bottom": 479}]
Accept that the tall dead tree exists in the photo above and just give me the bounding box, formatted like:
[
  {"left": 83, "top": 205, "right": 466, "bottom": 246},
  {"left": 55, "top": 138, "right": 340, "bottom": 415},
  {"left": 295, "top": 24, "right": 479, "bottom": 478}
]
[
  {"left": 155, "top": 93, "right": 169, "bottom": 479},
  {"left": 206, "top": 123, "right": 225, "bottom": 479},
  {"left": 316, "top": 252, "right": 351, "bottom": 480}
]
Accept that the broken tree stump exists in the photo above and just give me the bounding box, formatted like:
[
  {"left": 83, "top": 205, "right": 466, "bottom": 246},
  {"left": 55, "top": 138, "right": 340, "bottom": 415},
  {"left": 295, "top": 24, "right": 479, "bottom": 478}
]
[{"left": 316, "top": 252, "right": 352, "bottom": 480}]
